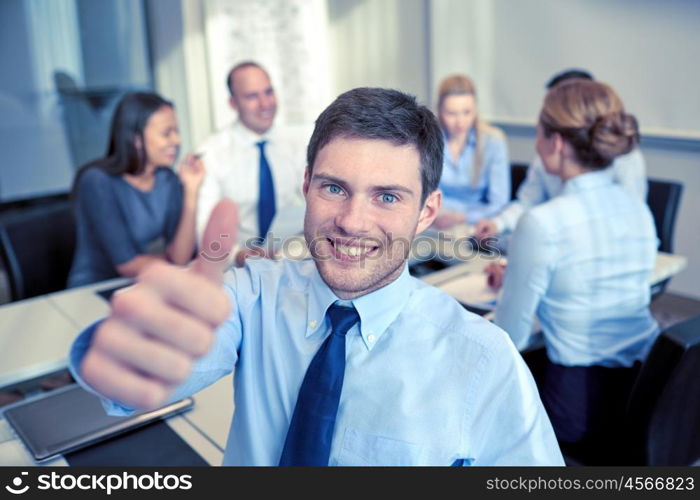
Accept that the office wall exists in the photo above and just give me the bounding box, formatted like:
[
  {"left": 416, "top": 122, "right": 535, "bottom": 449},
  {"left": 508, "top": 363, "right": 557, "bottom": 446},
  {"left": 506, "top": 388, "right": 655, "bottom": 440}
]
[
  {"left": 1, "top": 0, "right": 154, "bottom": 201},
  {"left": 76, "top": 0, "right": 151, "bottom": 89},
  {"left": 638, "top": 147, "right": 699, "bottom": 299},
  {"left": 146, "top": 0, "right": 198, "bottom": 155},
  {"left": 0, "top": 0, "right": 75, "bottom": 201},
  {"left": 328, "top": 0, "right": 431, "bottom": 104},
  {"left": 430, "top": 0, "right": 700, "bottom": 141}
]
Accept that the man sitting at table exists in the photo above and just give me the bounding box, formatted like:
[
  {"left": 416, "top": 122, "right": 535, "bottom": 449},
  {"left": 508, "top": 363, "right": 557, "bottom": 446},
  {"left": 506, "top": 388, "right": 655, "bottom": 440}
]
[{"left": 69, "top": 87, "right": 563, "bottom": 466}]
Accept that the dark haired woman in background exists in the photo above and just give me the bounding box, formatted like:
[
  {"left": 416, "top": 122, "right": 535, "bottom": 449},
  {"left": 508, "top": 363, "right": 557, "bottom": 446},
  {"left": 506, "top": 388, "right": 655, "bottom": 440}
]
[
  {"left": 68, "top": 92, "right": 204, "bottom": 286},
  {"left": 488, "top": 80, "right": 659, "bottom": 462}
]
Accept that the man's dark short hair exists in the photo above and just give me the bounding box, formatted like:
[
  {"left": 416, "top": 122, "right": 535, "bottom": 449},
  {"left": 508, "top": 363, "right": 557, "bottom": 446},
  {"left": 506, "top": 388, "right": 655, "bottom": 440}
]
[
  {"left": 226, "top": 61, "right": 269, "bottom": 97},
  {"left": 546, "top": 68, "right": 594, "bottom": 89},
  {"left": 306, "top": 87, "right": 443, "bottom": 204}
]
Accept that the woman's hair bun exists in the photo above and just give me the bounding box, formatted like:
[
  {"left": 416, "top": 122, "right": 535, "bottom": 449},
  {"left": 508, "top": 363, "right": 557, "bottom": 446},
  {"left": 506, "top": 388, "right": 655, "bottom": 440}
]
[
  {"left": 589, "top": 112, "right": 639, "bottom": 167},
  {"left": 540, "top": 80, "right": 640, "bottom": 169}
]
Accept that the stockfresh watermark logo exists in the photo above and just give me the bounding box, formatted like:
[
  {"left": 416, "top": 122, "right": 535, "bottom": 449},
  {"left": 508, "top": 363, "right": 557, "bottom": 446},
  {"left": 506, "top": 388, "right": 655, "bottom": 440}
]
[{"left": 2, "top": 470, "right": 193, "bottom": 497}]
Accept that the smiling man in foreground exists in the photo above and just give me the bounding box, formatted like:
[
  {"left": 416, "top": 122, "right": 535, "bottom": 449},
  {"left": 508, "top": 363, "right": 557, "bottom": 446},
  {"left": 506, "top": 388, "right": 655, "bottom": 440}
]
[{"left": 70, "top": 88, "right": 563, "bottom": 466}]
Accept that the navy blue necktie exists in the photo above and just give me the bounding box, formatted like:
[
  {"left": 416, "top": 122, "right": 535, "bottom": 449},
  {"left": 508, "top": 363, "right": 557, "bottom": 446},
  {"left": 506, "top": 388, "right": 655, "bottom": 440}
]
[
  {"left": 256, "top": 140, "right": 276, "bottom": 239},
  {"left": 279, "top": 303, "right": 361, "bottom": 466}
]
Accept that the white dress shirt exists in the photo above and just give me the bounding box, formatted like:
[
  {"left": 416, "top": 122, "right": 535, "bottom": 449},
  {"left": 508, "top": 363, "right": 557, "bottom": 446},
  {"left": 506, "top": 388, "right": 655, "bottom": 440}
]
[
  {"left": 493, "top": 149, "right": 647, "bottom": 233},
  {"left": 196, "top": 121, "right": 308, "bottom": 246}
]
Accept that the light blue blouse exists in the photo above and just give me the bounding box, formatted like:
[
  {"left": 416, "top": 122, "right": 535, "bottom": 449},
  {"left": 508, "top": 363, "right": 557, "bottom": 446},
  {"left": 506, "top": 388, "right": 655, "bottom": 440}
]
[
  {"left": 494, "top": 170, "right": 659, "bottom": 367},
  {"left": 439, "top": 127, "right": 510, "bottom": 224},
  {"left": 494, "top": 149, "right": 647, "bottom": 233}
]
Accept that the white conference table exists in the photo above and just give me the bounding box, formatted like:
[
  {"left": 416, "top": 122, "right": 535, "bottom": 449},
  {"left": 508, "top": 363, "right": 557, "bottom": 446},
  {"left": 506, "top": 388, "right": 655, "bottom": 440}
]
[
  {"left": 0, "top": 237, "right": 688, "bottom": 466},
  {"left": 413, "top": 223, "right": 688, "bottom": 309},
  {"left": 421, "top": 250, "right": 689, "bottom": 311}
]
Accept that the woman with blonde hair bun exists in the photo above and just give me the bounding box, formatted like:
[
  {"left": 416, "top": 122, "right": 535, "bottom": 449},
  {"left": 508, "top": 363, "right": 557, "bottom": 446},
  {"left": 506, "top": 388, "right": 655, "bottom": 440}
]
[
  {"left": 432, "top": 74, "right": 510, "bottom": 229},
  {"left": 489, "top": 79, "right": 659, "bottom": 463}
]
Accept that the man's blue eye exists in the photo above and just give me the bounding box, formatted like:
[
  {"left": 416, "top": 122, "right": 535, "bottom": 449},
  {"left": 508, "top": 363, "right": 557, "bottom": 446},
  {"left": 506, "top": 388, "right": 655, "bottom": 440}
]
[
  {"left": 327, "top": 185, "right": 342, "bottom": 194},
  {"left": 381, "top": 193, "right": 397, "bottom": 203}
]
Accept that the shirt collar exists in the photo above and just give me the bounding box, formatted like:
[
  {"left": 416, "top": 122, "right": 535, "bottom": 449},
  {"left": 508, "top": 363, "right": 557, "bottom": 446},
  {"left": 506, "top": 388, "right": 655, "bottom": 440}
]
[
  {"left": 466, "top": 127, "right": 477, "bottom": 147},
  {"left": 305, "top": 263, "right": 414, "bottom": 351},
  {"left": 441, "top": 127, "right": 476, "bottom": 144},
  {"left": 442, "top": 128, "right": 476, "bottom": 165},
  {"left": 232, "top": 119, "right": 276, "bottom": 144},
  {"left": 562, "top": 169, "right": 614, "bottom": 195}
]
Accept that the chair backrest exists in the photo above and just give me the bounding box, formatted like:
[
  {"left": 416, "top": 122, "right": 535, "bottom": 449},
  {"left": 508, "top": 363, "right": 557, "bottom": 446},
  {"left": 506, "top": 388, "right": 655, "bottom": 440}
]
[
  {"left": 646, "top": 178, "right": 683, "bottom": 253},
  {"left": 0, "top": 200, "right": 76, "bottom": 301},
  {"left": 625, "top": 315, "right": 700, "bottom": 465},
  {"left": 510, "top": 162, "right": 529, "bottom": 200}
]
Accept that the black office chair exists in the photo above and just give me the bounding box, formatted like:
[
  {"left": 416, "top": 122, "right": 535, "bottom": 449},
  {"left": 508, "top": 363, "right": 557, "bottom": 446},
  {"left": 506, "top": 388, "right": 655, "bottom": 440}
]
[
  {"left": 510, "top": 162, "right": 529, "bottom": 200},
  {"left": 624, "top": 315, "right": 700, "bottom": 465},
  {"left": 646, "top": 178, "right": 683, "bottom": 300},
  {"left": 647, "top": 178, "right": 682, "bottom": 254},
  {"left": 0, "top": 200, "right": 76, "bottom": 301}
]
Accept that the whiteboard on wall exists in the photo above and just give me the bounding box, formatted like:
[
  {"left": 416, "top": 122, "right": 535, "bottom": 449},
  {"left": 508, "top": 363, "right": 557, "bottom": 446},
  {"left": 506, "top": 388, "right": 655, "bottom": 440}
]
[
  {"left": 203, "top": 0, "right": 331, "bottom": 130},
  {"left": 431, "top": 0, "right": 700, "bottom": 140}
]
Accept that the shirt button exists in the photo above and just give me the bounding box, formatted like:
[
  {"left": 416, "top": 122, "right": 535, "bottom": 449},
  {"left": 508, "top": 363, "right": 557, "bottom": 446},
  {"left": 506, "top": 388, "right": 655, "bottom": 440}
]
[
  {"left": 367, "top": 334, "right": 376, "bottom": 343},
  {"left": 308, "top": 320, "right": 317, "bottom": 328}
]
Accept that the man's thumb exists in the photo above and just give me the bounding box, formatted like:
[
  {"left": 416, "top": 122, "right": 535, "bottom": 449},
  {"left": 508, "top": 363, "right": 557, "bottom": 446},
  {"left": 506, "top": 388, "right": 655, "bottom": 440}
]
[{"left": 192, "top": 199, "right": 239, "bottom": 282}]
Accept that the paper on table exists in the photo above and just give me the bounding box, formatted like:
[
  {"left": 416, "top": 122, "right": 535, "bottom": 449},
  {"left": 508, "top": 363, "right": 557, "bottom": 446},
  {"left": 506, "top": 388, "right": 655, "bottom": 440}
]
[
  {"left": 438, "top": 273, "right": 498, "bottom": 310},
  {"left": 423, "top": 223, "right": 475, "bottom": 240}
]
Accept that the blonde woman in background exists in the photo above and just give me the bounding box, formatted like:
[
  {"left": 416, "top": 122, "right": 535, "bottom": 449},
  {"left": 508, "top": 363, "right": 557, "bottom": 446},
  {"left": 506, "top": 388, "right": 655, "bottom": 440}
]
[
  {"left": 432, "top": 74, "right": 510, "bottom": 229},
  {"left": 488, "top": 79, "right": 659, "bottom": 463}
]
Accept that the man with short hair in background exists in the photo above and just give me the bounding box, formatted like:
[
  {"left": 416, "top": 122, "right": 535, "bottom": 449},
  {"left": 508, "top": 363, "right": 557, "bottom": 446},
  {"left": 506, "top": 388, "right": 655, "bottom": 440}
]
[{"left": 197, "top": 61, "right": 307, "bottom": 266}]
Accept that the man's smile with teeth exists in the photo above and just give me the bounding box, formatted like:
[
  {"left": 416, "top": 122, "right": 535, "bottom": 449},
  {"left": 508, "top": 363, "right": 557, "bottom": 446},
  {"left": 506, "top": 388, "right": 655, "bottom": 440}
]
[{"left": 330, "top": 239, "right": 378, "bottom": 257}]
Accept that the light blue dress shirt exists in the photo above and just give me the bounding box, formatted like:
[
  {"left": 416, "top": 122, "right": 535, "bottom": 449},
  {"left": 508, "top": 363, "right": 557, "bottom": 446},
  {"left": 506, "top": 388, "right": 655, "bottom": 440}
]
[
  {"left": 494, "top": 149, "right": 647, "bottom": 233},
  {"left": 494, "top": 170, "right": 659, "bottom": 367},
  {"left": 70, "top": 259, "right": 563, "bottom": 466},
  {"left": 439, "top": 127, "right": 510, "bottom": 224}
]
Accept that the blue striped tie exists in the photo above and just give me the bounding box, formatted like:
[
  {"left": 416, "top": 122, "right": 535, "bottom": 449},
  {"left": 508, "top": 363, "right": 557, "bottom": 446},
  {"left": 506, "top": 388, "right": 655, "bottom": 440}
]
[
  {"left": 256, "top": 140, "right": 276, "bottom": 239},
  {"left": 279, "top": 303, "right": 361, "bottom": 465}
]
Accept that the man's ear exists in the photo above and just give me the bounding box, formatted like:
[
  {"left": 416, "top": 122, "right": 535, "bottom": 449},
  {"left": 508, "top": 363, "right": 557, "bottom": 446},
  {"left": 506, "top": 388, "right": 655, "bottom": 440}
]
[
  {"left": 134, "top": 135, "right": 142, "bottom": 150},
  {"left": 416, "top": 189, "right": 442, "bottom": 234},
  {"left": 229, "top": 96, "right": 238, "bottom": 112},
  {"left": 302, "top": 168, "right": 311, "bottom": 196}
]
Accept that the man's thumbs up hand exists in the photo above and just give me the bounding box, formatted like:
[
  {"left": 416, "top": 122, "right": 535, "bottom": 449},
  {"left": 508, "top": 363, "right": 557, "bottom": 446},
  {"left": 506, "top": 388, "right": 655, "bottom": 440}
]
[{"left": 81, "top": 201, "right": 238, "bottom": 410}]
